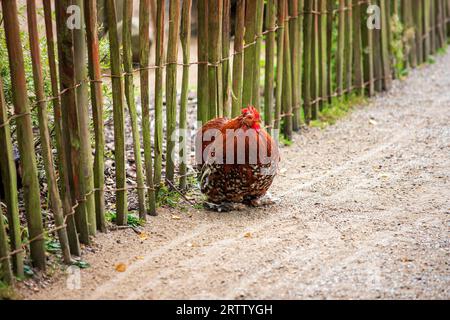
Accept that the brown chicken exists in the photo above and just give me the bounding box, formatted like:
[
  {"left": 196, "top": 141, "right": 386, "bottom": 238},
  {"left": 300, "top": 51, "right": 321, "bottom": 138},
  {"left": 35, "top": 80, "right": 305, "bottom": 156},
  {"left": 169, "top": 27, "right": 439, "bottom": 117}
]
[{"left": 197, "top": 106, "right": 280, "bottom": 210}]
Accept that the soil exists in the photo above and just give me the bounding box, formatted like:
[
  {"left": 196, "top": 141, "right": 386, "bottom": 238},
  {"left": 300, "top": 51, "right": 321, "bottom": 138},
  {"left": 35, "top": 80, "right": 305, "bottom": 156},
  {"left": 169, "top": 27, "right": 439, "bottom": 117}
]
[{"left": 16, "top": 51, "right": 450, "bottom": 300}]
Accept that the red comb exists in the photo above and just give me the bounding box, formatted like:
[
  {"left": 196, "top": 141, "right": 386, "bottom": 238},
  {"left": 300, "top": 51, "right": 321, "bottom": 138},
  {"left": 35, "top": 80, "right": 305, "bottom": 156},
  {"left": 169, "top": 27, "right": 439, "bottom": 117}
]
[{"left": 242, "top": 106, "right": 260, "bottom": 119}]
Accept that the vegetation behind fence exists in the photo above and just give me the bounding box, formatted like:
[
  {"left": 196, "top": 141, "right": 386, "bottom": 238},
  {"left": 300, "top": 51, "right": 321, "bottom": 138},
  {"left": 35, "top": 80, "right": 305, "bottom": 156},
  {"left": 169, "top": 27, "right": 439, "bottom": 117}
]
[{"left": 0, "top": 0, "right": 449, "bottom": 285}]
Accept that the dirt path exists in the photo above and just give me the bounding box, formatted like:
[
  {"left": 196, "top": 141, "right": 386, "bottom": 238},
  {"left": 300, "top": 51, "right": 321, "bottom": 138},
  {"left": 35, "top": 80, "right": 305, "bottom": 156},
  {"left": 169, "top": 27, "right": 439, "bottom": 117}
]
[{"left": 19, "top": 52, "right": 450, "bottom": 300}]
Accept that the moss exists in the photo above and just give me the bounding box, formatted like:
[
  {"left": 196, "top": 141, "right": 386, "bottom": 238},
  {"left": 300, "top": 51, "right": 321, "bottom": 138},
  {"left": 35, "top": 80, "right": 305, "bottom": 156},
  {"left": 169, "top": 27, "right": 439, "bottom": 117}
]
[{"left": 0, "top": 281, "right": 17, "bottom": 300}]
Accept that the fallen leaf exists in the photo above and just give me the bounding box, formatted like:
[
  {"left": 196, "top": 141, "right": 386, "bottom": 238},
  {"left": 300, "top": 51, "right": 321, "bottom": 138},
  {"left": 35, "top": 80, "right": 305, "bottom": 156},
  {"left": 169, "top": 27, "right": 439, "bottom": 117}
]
[
  {"left": 244, "top": 232, "right": 252, "bottom": 238},
  {"left": 115, "top": 263, "right": 127, "bottom": 272},
  {"left": 138, "top": 232, "right": 149, "bottom": 241},
  {"left": 172, "top": 215, "right": 181, "bottom": 220}
]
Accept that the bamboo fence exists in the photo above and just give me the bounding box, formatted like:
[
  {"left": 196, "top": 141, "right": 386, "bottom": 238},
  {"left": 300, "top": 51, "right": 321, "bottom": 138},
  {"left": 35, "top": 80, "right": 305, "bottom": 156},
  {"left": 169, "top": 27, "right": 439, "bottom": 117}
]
[{"left": 0, "top": 0, "right": 449, "bottom": 284}]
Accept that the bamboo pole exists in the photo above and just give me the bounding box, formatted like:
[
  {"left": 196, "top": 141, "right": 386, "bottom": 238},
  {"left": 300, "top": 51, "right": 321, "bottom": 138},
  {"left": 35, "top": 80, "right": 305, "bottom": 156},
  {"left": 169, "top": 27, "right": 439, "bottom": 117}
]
[
  {"left": 197, "top": 0, "right": 209, "bottom": 124},
  {"left": 282, "top": 1, "right": 293, "bottom": 140},
  {"left": 1, "top": 0, "right": 46, "bottom": 270},
  {"left": 73, "top": 0, "right": 97, "bottom": 236},
  {"left": 352, "top": 0, "right": 364, "bottom": 96},
  {"left": 442, "top": 0, "right": 450, "bottom": 42},
  {"left": 166, "top": 0, "right": 181, "bottom": 185},
  {"left": 122, "top": 0, "right": 146, "bottom": 218},
  {"left": 139, "top": 0, "right": 157, "bottom": 216},
  {"left": 275, "top": 0, "right": 286, "bottom": 130},
  {"left": 402, "top": 0, "right": 417, "bottom": 68},
  {"left": 302, "top": 0, "right": 313, "bottom": 122},
  {"left": 208, "top": 0, "right": 224, "bottom": 119},
  {"left": 447, "top": 0, "right": 450, "bottom": 37},
  {"left": 0, "top": 200, "right": 13, "bottom": 284},
  {"left": 63, "top": 4, "right": 90, "bottom": 242},
  {"left": 84, "top": 0, "right": 106, "bottom": 232},
  {"left": 107, "top": 0, "right": 127, "bottom": 225},
  {"left": 180, "top": 0, "right": 192, "bottom": 190},
  {"left": 414, "top": 0, "right": 424, "bottom": 64},
  {"left": 43, "top": 3, "right": 76, "bottom": 249},
  {"left": 386, "top": 1, "right": 394, "bottom": 77},
  {"left": 441, "top": 0, "right": 446, "bottom": 45},
  {"left": 326, "top": 0, "right": 333, "bottom": 104},
  {"left": 43, "top": 0, "right": 66, "bottom": 187},
  {"left": 264, "top": 0, "right": 275, "bottom": 125},
  {"left": 440, "top": 0, "right": 446, "bottom": 47},
  {"left": 289, "top": 0, "right": 300, "bottom": 130},
  {"left": 154, "top": 0, "right": 165, "bottom": 189},
  {"left": 55, "top": 0, "right": 90, "bottom": 245},
  {"left": 380, "top": 0, "right": 393, "bottom": 90},
  {"left": 311, "top": 0, "right": 320, "bottom": 119},
  {"left": 242, "top": 0, "right": 257, "bottom": 107},
  {"left": 0, "top": 74, "right": 23, "bottom": 278},
  {"left": 298, "top": 0, "right": 305, "bottom": 123},
  {"left": 344, "top": 0, "right": 353, "bottom": 94},
  {"left": 27, "top": 0, "right": 71, "bottom": 264},
  {"left": 437, "top": 0, "right": 446, "bottom": 47},
  {"left": 373, "top": 3, "right": 383, "bottom": 92},
  {"left": 390, "top": 1, "right": 400, "bottom": 80},
  {"left": 318, "top": 0, "right": 328, "bottom": 110},
  {"left": 433, "top": 0, "right": 438, "bottom": 49},
  {"left": 443, "top": 0, "right": 446, "bottom": 36},
  {"left": 252, "top": 0, "right": 265, "bottom": 110},
  {"left": 222, "top": 0, "right": 232, "bottom": 117},
  {"left": 336, "top": 0, "right": 345, "bottom": 96},
  {"left": 149, "top": 0, "right": 158, "bottom": 32},
  {"left": 361, "top": 0, "right": 375, "bottom": 97},
  {"left": 424, "top": 0, "right": 431, "bottom": 59},
  {"left": 431, "top": 0, "right": 437, "bottom": 53},
  {"left": 232, "top": 0, "right": 246, "bottom": 118}
]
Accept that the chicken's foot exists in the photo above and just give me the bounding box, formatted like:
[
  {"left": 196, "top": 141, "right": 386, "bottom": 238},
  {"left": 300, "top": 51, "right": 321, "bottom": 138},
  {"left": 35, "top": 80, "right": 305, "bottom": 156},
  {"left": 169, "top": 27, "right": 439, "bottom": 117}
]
[
  {"left": 203, "top": 201, "right": 247, "bottom": 212},
  {"left": 247, "top": 192, "right": 281, "bottom": 207}
]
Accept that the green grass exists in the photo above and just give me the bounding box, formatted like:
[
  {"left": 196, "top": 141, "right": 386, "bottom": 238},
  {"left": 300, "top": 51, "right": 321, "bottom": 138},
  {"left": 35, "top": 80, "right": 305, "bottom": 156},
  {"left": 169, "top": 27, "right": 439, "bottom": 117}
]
[
  {"left": 310, "top": 94, "right": 367, "bottom": 129},
  {"left": 156, "top": 185, "right": 181, "bottom": 208},
  {"left": 279, "top": 135, "right": 293, "bottom": 146},
  {"left": 105, "top": 211, "right": 145, "bottom": 228}
]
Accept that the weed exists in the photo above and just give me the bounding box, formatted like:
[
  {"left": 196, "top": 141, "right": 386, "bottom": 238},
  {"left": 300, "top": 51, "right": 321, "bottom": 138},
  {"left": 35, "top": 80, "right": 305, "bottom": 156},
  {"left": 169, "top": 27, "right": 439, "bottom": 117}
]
[
  {"left": 105, "top": 211, "right": 145, "bottom": 228},
  {"left": 157, "top": 185, "right": 181, "bottom": 208},
  {"left": 0, "top": 281, "right": 17, "bottom": 300},
  {"left": 279, "top": 135, "right": 293, "bottom": 146},
  {"left": 72, "top": 260, "right": 90, "bottom": 269}
]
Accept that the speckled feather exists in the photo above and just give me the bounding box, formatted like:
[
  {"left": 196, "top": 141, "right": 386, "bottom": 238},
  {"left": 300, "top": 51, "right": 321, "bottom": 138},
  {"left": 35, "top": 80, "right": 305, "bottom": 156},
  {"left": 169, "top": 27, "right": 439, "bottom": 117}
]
[{"left": 197, "top": 108, "right": 280, "bottom": 204}]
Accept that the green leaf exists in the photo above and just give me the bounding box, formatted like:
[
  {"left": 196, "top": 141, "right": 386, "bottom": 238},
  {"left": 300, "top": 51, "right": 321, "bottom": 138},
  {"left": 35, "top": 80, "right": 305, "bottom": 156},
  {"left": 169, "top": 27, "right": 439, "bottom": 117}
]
[{"left": 73, "top": 260, "right": 90, "bottom": 269}]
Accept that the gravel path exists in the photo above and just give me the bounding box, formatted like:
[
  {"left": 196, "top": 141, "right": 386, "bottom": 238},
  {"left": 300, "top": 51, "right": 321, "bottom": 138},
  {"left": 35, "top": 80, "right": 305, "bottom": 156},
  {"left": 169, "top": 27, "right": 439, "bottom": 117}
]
[{"left": 19, "top": 51, "right": 450, "bottom": 300}]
